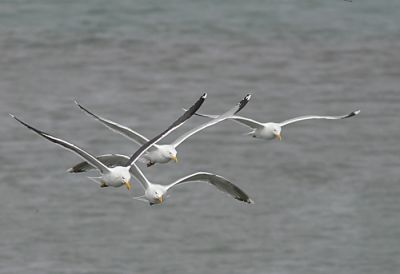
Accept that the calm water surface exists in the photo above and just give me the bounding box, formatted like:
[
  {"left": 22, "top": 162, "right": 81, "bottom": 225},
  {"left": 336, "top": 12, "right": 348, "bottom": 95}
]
[{"left": 1, "top": 1, "right": 400, "bottom": 273}]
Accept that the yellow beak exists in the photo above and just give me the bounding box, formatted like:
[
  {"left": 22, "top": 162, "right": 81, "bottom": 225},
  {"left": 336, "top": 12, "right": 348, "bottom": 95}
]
[
  {"left": 125, "top": 181, "right": 132, "bottom": 191},
  {"left": 158, "top": 195, "right": 164, "bottom": 203},
  {"left": 171, "top": 155, "right": 178, "bottom": 163},
  {"left": 275, "top": 133, "right": 282, "bottom": 141}
]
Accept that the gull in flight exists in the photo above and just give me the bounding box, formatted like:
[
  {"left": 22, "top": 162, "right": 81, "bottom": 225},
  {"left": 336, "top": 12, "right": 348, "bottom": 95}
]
[
  {"left": 191, "top": 109, "right": 360, "bottom": 141},
  {"left": 130, "top": 163, "right": 254, "bottom": 205},
  {"left": 68, "top": 94, "right": 251, "bottom": 173},
  {"left": 10, "top": 93, "right": 207, "bottom": 190}
]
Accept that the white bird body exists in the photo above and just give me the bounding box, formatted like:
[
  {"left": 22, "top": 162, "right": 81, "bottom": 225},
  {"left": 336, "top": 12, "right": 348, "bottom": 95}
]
[
  {"left": 97, "top": 166, "right": 132, "bottom": 188},
  {"left": 144, "top": 184, "right": 167, "bottom": 205},
  {"left": 142, "top": 145, "right": 177, "bottom": 165},
  {"left": 250, "top": 123, "right": 282, "bottom": 140}
]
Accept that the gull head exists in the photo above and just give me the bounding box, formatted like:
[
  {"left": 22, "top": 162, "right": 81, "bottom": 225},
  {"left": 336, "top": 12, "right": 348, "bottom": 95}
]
[
  {"left": 271, "top": 123, "right": 282, "bottom": 141},
  {"left": 119, "top": 168, "right": 132, "bottom": 191},
  {"left": 161, "top": 145, "right": 178, "bottom": 163},
  {"left": 146, "top": 186, "right": 166, "bottom": 205},
  {"left": 261, "top": 123, "right": 282, "bottom": 141}
]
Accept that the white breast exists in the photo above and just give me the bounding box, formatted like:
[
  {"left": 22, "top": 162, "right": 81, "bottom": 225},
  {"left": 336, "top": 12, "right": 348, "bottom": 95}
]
[
  {"left": 102, "top": 168, "right": 124, "bottom": 187},
  {"left": 144, "top": 149, "right": 171, "bottom": 163},
  {"left": 253, "top": 127, "right": 275, "bottom": 140}
]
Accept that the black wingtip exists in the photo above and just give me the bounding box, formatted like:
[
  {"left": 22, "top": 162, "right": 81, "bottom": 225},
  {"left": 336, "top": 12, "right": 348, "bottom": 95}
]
[
  {"left": 10, "top": 114, "right": 24, "bottom": 126},
  {"left": 236, "top": 197, "right": 254, "bottom": 204},
  {"left": 74, "top": 101, "right": 99, "bottom": 119},
  {"left": 74, "top": 100, "right": 85, "bottom": 110},
  {"left": 9, "top": 114, "right": 27, "bottom": 128},
  {"left": 10, "top": 114, "right": 49, "bottom": 137},
  {"left": 345, "top": 109, "right": 361, "bottom": 118},
  {"left": 186, "top": 93, "right": 207, "bottom": 114},
  {"left": 173, "top": 94, "right": 207, "bottom": 114},
  {"left": 234, "top": 93, "right": 252, "bottom": 114}
]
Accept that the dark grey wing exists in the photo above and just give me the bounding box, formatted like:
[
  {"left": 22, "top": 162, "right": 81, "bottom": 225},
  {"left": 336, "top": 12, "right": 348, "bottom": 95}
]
[
  {"left": 75, "top": 101, "right": 150, "bottom": 146},
  {"left": 67, "top": 154, "right": 130, "bottom": 173},
  {"left": 127, "top": 93, "right": 207, "bottom": 168},
  {"left": 166, "top": 172, "right": 254, "bottom": 204},
  {"left": 10, "top": 114, "right": 110, "bottom": 174}
]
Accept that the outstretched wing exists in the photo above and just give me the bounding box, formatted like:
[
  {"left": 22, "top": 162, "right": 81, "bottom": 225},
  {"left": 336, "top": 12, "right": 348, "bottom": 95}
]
[
  {"left": 129, "top": 163, "right": 150, "bottom": 190},
  {"left": 10, "top": 114, "right": 110, "bottom": 174},
  {"left": 127, "top": 93, "right": 207, "bottom": 167},
  {"left": 67, "top": 154, "right": 130, "bottom": 173},
  {"left": 279, "top": 110, "right": 360, "bottom": 127},
  {"left": 190, "top": 110, "right": 264, "bottom": 129},
  {"left": 75, "top": 101, "right": 150, "bottom": 146},
  {"left": 230, "top": 116, "right": 264, "bottom": 129},
  {"left": 166, "top": 172, "right": 254, "bottom": 204},
  {"left": 171, "top": 94, "right": 251, "bottom": 147}
]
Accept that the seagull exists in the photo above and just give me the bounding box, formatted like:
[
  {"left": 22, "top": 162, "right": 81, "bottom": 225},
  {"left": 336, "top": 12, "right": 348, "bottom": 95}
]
[
  {"left": 68, "top": 94, "right": 251, "bottom": 173},
  {"left": 9, "top": 114, "right": 133, "bottom": 190},
  {"left": 10, "top": 93, "right": 207, "bottom": 190},
  {"left": 191, "top": 109, "right": 360, "bottom": 141},
  {"left": 129, "top": 163, "right": 254, "bottom": 205}
]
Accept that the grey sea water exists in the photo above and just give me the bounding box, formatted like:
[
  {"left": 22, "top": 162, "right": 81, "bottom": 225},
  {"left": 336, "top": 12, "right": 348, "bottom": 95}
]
[{"left": 1, "top": 0, "right": 400, "bottom": 273}]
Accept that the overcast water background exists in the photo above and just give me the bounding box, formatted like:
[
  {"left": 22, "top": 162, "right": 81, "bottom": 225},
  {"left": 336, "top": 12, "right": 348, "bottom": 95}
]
[{"left": 1, "top": 0, "right": 400, "bottom": 273}]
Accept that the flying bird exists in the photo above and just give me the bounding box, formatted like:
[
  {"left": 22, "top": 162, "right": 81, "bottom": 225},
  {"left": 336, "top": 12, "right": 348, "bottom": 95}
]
[
  {"left": 10, "top": 93, "right": 207, "bottom": 190},
  {"left": 129, "top": 163, "right": 254, "bottom": 205},
  {"left": 69, "top": 94, "right": 251, "bottom": 173},
  {"left": 9, "top": 114, "right": 133, "bottom": 190},
  {"left": 191, "top": 109, "right": 360, "bottom": 141}
]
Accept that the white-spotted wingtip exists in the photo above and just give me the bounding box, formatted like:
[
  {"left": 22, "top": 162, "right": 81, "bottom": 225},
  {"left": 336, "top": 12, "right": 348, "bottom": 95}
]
[
  {"left": 9, "top": 113, "right": 15, "bottom": 119},
  {"left": 343, "top": 109, "right": 361, "bottom": 119},
  {"left": 201, "top": 93, "right": 207, "bottom": 99},
  {"left": 248, "top": 199, "right": 255, "bottom": 204},
  {"left": 244, "top": 94, "right": 252, "bottom": 101},
  {"left": 73, "top": 99, "right": 80, "bottom": 106}
]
